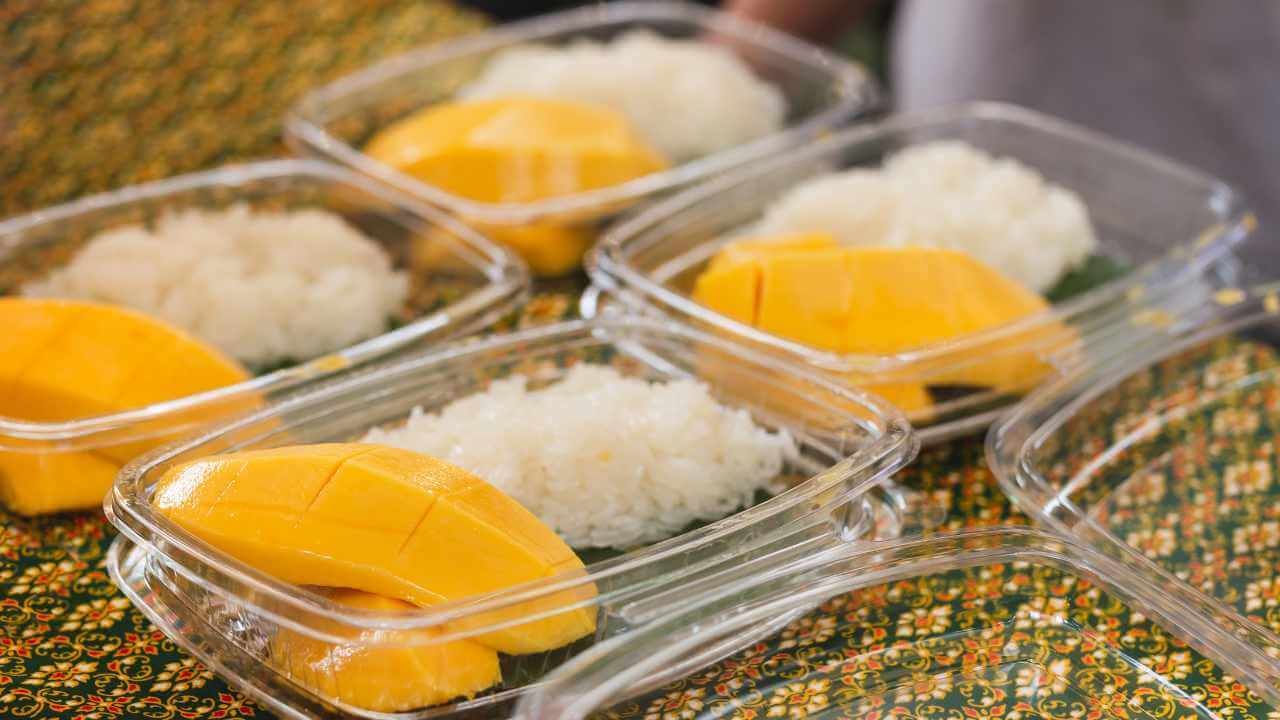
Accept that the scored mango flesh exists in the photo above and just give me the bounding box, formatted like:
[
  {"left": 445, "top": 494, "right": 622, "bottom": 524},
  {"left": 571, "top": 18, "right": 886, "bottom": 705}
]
[
  {"left": 273, "top": 588, "right": 501, "bottom": 712},
  {"left": 692, "top": 236, "right": 1069, "bottom": 411},
  {"left": 0, "top": 298, "right": 251, "bottom": 515},
  {"left": 364, "top": 96, "right": 669, "bottom": 276},
  {"left": 151, "top": 443, "right": 597, "bottom": 655}
]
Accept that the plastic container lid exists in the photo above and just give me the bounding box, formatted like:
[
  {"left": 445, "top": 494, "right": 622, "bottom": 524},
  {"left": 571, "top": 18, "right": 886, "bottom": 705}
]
[
  {"left": 516, "top": 526, "right": 1279, "bottom": 719},
  {"left": 585, "top": 102, "right": 1253, "bottom": 443},
  {"left": 0, "top": 159, "right": 527, "bottom": 506},
  {"left": 990, "top": 282, "right": 1280, "bottom": 691},
  {"left": 285, "top": 1, "right": 879, "bottom": 233},
  {"left": 104, "top": 315, "right": 937, "bottom": 719}
]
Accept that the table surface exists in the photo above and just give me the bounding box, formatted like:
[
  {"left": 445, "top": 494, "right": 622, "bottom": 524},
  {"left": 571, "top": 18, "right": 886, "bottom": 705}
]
[{"left": 1, "top": 1, "right": 1274, "bottom": 718}]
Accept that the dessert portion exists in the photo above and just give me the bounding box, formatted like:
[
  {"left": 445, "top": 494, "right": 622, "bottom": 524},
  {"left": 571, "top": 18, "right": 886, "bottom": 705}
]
[
  {"left": 0, "top": 298, "right": 251, "bottom": 515},
  {"left": 691, "top": 141, "right": 1101, "bottom": 412},
  {"left": 362, "top": 31, "right": 787, "bottom": 276}
]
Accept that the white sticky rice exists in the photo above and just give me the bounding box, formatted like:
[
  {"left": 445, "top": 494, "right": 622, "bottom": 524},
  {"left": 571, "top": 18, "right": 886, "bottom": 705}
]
[
  {"left": 24, "top": 204, "right": 408, "bottom": 368},
  {"left": 363, "top": 364, "right": 796, "bottom": 550},
  {"left": 754, "top": 141, "right": 1098, "bottom": 292},
  {"left": 458, "top": 30, "right": 786, "bottom": 163}
]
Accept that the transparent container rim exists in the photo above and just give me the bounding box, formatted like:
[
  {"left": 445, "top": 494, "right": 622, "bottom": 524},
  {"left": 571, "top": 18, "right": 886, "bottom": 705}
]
[
  {"left": 0, "top": 158, "right": 531, "bottom": 445},
  {"left": 986, "top": 281, "right": 1280, "bottom": 523},
  {"left": 104, "top": 313, "right": 917, "bottom": 637},
  {"left": 983, "top": 283, "right": 1280, "bottom": 702},
  {"left": 284, "top": 0, "right": 881, "bottom": 225},
  {"left": 513, "top": 524, "right": 1280, "bottom": 720},
  {"left": 588, "top": 101, "right": 1254, "bottom": 375}
]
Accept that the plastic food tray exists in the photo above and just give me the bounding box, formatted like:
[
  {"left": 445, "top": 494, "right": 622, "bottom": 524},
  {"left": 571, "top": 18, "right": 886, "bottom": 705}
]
[
  {"left": 285, "top": 1, "right": 880, "bottom": 275},
  {"left": 585, "top": 102, "right": 1252, "bottom": 442},
  {"left": 517, "top": 526, "right": 1279, "bottom": 719},
  {"left": 0, "top": 158, "right": 527, "bottom": 513},
  {"left": 104, "top": 315, "right": 934, "bottom": 719},
  {"left": 990, "top": 284, "right": 1280, "bottom": 692}
]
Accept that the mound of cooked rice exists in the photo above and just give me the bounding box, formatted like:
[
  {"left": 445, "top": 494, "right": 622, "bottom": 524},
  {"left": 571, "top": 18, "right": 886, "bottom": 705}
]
[
  {"left": 24, "top": 205, "right": 408, "bottom": 368},
  {"left": 458, "top": 30, "right": 786, "bottom": 163},
  {"left": 363, "top": 364, "right": 796, "bottom": 550},
  {"left": 755, "top": 141, "right": 1098, "bottom": 292}
]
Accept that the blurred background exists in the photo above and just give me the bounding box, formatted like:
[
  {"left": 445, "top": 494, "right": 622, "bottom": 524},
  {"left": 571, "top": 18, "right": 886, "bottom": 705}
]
[{"left": 3, "top": 0, "right": 1275, "bottom": 238}]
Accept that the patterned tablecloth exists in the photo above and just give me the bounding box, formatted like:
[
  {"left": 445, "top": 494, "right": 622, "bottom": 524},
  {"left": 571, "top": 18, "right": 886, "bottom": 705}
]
[{"left": 0, "top": 2, "right": 1274, "bottom": 718}]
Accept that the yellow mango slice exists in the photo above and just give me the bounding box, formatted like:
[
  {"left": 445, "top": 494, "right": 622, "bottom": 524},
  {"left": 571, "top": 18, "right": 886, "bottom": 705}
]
[
  {"left": 693, "top": 241, "right": 1065, "bottom": 413},
  {"left": 691, "top": 258, "right": 759, "bottom": 327},
  {"left": 0, "top": 300, "right": 81, "bottom": 392},
  {"left": 0, "top": 450, "right": 121, "bottom": 516},
  {"left": 694, "top": 233, "right": 840, "bottom": 328},
  {"left": 838, "top": 248, "right": 1065, "bottom": 391},
  {"left": 835, "top": 248, "right": 1047, "bottom": 353},
  {"left": 693, "top": 234, "right": 932, "bottom": 412},
  {"left": 758, "top": 248, "right": 858, "bottom": 353},
  {"left": 273, "top": 588, "right": 500, "bottom": 712},
  {"left": 365, "top": 97, "right": 668, "bottom": 204},
  {"left": 152, "top": 443, "right": 597, "bottom": 655},
  {"left": 482, "top": 222, "right": 595, "bottom": 278},
  {"left": 856, "top": 380, "right": 932, "bottom": 414},
  {"left": 706, "top": 232, "right": 838, "bottom": 273},
  {"left": 364, "top": 96, "right": 669, "bottom": 275},
  {"left": 411, "top": 221, "right": 590, "bottom": 278},
  {"left": 0, "top": 298, "right": 251, "bottom": 515}
]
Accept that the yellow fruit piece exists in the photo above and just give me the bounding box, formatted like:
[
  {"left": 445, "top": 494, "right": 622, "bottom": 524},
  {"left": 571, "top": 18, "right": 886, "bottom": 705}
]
[
  {"left": 273, "top": 588, "right": 500, "bottom": 712},
  {"left": 365, "top": 97, "right": 669, "bottom": 275},
  {"left": 693, "top": 241, "right": 1063, "bottom": 410},
  {"left": 410, "top": 221, "right": 590, "bottom": 277},
  {"left": 152, "top": 443, "right": 597, "bottom": 655},
  {"left": 857, "top": 380, "right": 932, "bottom": 414},
  {"left": 483, "top": 222, "right": 594, "bottom": 278},
  {"left": 758, "top": 248, "right": 857, "bottom": 353},
  {"left": 365, "top": 97, "right": 668, "bottom": 204},
  {"left": 414, "top": 219, "right": 596, "bottom": 278},
  {"left": 706, "top": 232, "right": 838, "bottom": 273},
  {"left": 694, "top": 233, "right": 839, "bottom": 328},
  {"left": 0, "top": 450, "right": 121, "bottom": 516},
  {"left": 0, "top": 298, "right": 251, "bottom": 515},
  {"left": 837, "top": 248, "right": 1069, "bottom": 392},
  {"left": 693, "top": 234, "right": 934, "bottom": 411},
  {"left": 691, "top": 258, "right": 758, "bottom": 327},
  {"left": 837, "top": 248, "right": 1049, "bottom": 354}
]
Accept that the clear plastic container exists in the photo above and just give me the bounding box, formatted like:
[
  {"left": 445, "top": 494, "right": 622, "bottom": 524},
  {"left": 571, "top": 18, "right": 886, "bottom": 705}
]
[
  {"left": 0, "top": 159, "right": 527, "bottom": 515},
  {"left": 516, "top": 526, "right": 1280, "bottom": 719},
  {"left": 989, "top": 283, "right": 1280, "bottom": 689},
  {"left": 104, "top": 315, "right": 934, "bottom": 719},
  {"left": 284, "top": 1, "right": 880, "bottom": 276},
  {"left": 585, "top": 102, "right": 1253, "bottom": 442}
]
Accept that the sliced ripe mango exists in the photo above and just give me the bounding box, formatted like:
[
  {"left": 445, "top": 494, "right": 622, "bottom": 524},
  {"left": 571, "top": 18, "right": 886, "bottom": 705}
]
[
  {"left": 693, "top": 235, "right": 932, "bottom": 413},
  {"left": 694, "top": 233, "right": 839, "bottom": 328},
  {"left": 691, "top": 258, "right": 758, "bottom": 327},
  {"left": 858, "top": 380, "right": 933, "bottom": 414},
  {"left": 482, "top": 222, "right": 595, "bottom": 278},
  {"left": 838, "top": 248, "right": 1069, "bottom": 393},
  {"left": 364, "top": 97, "right": 668, "bottom": 204},
  {"left": 692, "top": 241, "right": 1066, "bottom": 414},
  {"left": 273, "top": 588, "right": 500, "bottom": 712},
  {"left": 412, "top": 221, "right": 591, "bottom": 278},
  {"left": 151, "top": 443, "right": 597, "bottom": 655},
  {"left": 364, "top": 96, "right": 669, "bottom": 275},
  {"left": 836, "top": 248, "right": 1049, "bottom": 354},
  {"left": 757, "top": 248, "right": 857, "bottom": 353},
  {"left": 706, "top": 232, "right": 838, "bottom": 273},
  {"left": 0, "top": 298, "right": 251, "bottom": 515},
  {"left": 0, "top": 450, "right": 121, "bottom": 516}
]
